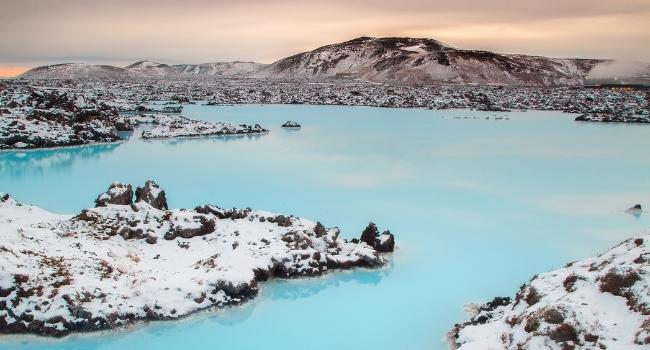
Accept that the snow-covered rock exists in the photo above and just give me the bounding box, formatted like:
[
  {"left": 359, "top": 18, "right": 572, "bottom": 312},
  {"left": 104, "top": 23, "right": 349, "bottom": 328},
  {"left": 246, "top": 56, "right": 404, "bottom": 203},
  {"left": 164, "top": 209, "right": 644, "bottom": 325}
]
[
  {"left": 0, "top": 182, "right": 394, "bottom": 337},
  {"left": 626, "top": 204, "right": 643, "bottom": 217},
  {"left": 140, "top": 116, "right": 267, "bottom": 139},
  {"left": 135, "top": 180, "right": 168, "bottom": 210},
  {"left": 281, "top": 121, "right": 301, "bottom": 128},
  {"left": 575, "top": 113, "right": 650, "bottom": 123},
  {"left": 448, "top": 235, "right": 650, "bottom": 349},
  {"left": 0, "top": 85, "right": 121, "bottom": 149},
  {"left": 359, "top": 222, "right": 395, "bottom": 253},
  {"left": 95, "top": 182, "right": 134, "bottom": 207}
]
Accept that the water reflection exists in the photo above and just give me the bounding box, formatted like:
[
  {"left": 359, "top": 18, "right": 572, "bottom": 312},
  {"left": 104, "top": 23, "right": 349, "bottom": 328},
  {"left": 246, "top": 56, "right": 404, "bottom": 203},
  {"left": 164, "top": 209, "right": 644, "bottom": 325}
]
[
  {"left": 0, "top": 143, "right": 121, "bottom": 179},
  {"left": 145, "top": 133, "right": 266, "bottom": 147},
  {"left": 267, "top": 264, "right": 393, "bottom": 301}
]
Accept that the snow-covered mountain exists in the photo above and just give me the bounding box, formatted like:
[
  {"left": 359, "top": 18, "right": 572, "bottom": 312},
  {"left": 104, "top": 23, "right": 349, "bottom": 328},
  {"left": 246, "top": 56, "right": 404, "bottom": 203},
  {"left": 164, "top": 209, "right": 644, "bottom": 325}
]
[
  {"left": 125, "top": 60, "right": 179, "bottom": 77},
  {"left": 18, "top": 36, "right": 648, "bottom": 86},
  {"left": 18, "top": 61, "right": 267, "bottom": 79},
  {"left": 173, "top": 61, "right": 267, "bottom": 77},
  {"left": 252, "top": 37, "right": 605, "bottom": 86},
  {"left": 18, "top": 63, "right": 128, "bottom": 80}
]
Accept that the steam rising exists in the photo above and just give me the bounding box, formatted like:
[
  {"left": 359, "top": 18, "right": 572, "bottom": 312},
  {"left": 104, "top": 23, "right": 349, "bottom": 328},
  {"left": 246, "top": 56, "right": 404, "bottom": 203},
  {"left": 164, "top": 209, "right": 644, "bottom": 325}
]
[{"left": 588, "top": 60, "right": 650, "bottom": 80}]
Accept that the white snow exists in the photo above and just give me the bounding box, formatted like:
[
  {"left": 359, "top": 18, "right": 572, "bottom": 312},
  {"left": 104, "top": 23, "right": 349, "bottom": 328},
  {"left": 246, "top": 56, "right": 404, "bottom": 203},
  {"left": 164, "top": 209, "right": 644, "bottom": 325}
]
[
  {"left": 450, "top": 234, "right": 650, "bottom": 350},
  {"left": 0, "top": 187, "right": 390, "bottom": 336}
]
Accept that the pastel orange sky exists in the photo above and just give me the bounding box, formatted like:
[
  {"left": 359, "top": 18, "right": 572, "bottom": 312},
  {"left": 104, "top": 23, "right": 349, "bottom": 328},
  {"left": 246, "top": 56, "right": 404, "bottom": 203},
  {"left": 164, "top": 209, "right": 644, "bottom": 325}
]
[{"left": 1, "top": 0, "right": 650, "bottom": 77}]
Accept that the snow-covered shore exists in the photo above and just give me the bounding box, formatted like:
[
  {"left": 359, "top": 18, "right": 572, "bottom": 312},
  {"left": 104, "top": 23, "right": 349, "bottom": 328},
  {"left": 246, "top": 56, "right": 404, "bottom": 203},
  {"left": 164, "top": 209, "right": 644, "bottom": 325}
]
[
  {"left": 448, "top": 235, "right": 649, "bottom": 349},
  {"left": 0, "top": 181, "right": 394, "bottom": 337}
]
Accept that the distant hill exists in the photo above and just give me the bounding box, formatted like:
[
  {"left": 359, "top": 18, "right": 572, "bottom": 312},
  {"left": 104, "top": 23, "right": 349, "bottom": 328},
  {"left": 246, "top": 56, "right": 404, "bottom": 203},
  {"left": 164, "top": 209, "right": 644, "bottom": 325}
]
[
  {"left": 18, "top": 63, "right": 128, "bottom": 80},
  {"left": 125, "top": 61, "right": 179, "bottom": 77},
  {"left": 16, "top": 36, "right": 650, "bottom": 86},
  {"left": 252, "top": 37, "right": 606, "bottom": 86},
  {"left": 18, "top": 61, "right": 267, "bottom": 80},
  {"left": 173, "top": 61, "right": 266, "bottom": 77}
]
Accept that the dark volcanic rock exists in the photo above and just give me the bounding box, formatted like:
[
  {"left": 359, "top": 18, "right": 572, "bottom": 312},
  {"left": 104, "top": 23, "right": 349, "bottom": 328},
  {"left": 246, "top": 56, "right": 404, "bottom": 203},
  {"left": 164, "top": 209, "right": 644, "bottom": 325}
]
[
  {"left": 281, "top": 121, "right": 301, "bottom": 128},
  {"left": 360, "top": 222, "right": 395, "bottom": 252},
  {"left": 625, "top": 204, "right": 643, "bottom": 217},
  {"left": 135, "top": 181, "right": 168, "bottom": 210},
  {"left": 94, "top": 182, "right": 134, "bottom": 207}
]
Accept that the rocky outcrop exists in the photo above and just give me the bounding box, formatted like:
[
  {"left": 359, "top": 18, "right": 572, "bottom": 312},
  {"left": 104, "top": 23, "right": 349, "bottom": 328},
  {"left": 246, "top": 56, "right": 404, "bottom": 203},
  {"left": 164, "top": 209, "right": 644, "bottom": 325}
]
[
  {"left": 360, "top": 222, "right": 395, "bottom": 253},
  {"left": 135, "top": 180, "right": 168, "bottom": 210},
  {"left": 95, "top": 182, "right": 134, "bottom": 207},
  {"left": 281, "top": 121, "right": 301, "bottom": 128},
  {"left": 0, "top": 86, "right": 122, "bottom": 149},
  {"left": 140, "top": 116, "right": 267, "bottom": 139},
  {"left": 448, "top": 235, "right": 650, "bottom": 350},
  {"left": 575, "top": 113, "right": 650, "bottom": 123},
  {"left": 626, "top": 204, "right": 643, "bottom": 217},
  {"left": 0, "top": 182, "right": 395, "bottom": 337}
]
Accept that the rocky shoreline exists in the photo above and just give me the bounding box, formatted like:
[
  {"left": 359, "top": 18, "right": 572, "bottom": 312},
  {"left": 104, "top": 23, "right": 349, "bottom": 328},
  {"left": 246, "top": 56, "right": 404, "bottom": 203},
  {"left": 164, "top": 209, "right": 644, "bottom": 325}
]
[
  {"left": 0, "top": 84, "right": 269, "bottom": 149},
  {"left": 2, "top": 79, "right": 648, "bottom": 149},
  {"left": 448, "top": 235, "right": 649, "bottom": 349},
  {"left": 0, "top": 181, "right": 394, "bottom": 337}
]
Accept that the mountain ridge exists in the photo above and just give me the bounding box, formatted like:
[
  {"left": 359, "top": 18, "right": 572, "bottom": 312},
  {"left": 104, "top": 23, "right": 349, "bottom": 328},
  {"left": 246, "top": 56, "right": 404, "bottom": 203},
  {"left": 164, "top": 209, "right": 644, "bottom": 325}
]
[
  {"left": 16, "top": 36, "right": 649, "bottom": 86},
  {"left": 251, "top": 36, "right": 605, "bottom": 86}
]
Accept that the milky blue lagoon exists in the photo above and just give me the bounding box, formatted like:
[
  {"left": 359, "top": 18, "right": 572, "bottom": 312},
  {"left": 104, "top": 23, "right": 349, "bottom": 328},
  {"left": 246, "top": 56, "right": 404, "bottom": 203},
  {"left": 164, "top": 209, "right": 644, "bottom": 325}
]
[{"left": 1, "top": 105, "right": 649, "bottom": 349}]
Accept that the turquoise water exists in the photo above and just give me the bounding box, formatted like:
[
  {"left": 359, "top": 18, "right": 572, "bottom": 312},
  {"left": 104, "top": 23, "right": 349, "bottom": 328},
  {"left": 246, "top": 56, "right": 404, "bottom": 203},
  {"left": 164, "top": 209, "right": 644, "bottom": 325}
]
[{"left": 1, "top": 105, "right": 649, "bottom": 349}]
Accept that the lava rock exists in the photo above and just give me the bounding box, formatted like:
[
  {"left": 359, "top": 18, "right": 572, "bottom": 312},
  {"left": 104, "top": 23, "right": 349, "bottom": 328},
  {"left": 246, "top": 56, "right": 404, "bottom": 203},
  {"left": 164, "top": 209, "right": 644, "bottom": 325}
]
[
  {"left": 360, "top": 222, "right": 395, "bottom": 252},
  {"left": 281, "top": 121, "right": 301, "bottom": 128},
  {"left": 625, "top": 204, "right": 642, "bottom": 217},
  {"left": 95, "top": 182, "right": 134, "bottom": 207},
  {"left": 135, "top": 181, "right": 168, "bottom": 210}
]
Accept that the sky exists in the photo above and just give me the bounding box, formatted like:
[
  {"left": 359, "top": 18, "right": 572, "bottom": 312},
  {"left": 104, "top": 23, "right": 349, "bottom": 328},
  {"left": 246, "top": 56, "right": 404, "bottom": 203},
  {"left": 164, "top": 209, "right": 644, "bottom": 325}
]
[{"left": 1, "top": 0, "right": 649, "bottom": 77}]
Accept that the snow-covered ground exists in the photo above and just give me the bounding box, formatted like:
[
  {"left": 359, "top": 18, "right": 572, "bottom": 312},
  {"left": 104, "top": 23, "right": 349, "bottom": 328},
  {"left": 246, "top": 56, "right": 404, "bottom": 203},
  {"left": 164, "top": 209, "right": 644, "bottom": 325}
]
[
  {"left": 448, "top": 234, "right": 649, "bottom": 349},
  {"left": 0, "top": 182, "right": 394, "bottom": 337}
]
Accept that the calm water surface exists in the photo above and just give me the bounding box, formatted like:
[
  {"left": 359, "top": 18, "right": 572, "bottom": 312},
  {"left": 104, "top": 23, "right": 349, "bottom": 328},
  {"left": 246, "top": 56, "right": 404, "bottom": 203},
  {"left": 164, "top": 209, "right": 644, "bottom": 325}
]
[{"left": 1, "top": 105, "right": 649, "bottom": 349}]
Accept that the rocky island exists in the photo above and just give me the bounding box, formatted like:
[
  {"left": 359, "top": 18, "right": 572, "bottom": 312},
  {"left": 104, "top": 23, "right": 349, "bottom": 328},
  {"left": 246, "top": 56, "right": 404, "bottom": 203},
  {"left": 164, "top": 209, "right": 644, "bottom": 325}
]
[
  {"left": 0, "top": 84, "right": 269, "bottom": 149},
  {"left": 448, "top": 235, "right": 649, "bottom": 349},
  {"left": 0, "top": 181, "right": 394, "bottom": 337}
]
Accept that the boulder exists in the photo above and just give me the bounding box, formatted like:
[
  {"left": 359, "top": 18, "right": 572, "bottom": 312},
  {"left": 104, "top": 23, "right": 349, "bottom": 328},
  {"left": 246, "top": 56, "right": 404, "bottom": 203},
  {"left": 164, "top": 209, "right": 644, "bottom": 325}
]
[
  {"left": 135, "top": 181, "right": 168, "bottom": 210},
  {"left": 281, "top": 121, "right": 301, "bottom": 128},
  {"left": 376, "top": 230, "right": 395, "bottom": 252},
  {"left": 625, "top": 204, "right": 642, "bottom": 217},
  {"left": 359, "top": 222, "right": 395, "bottom": 252},
  {"left": 166, "top": 215, "right": 216, "bottom": 240},
  {"left": 95, "top": 182, "right": 133, "bottom": 207}
]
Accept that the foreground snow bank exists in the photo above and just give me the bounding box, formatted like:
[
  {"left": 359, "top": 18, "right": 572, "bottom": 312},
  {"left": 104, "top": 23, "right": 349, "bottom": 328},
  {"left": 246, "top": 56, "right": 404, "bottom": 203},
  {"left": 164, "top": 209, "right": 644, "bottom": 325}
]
[
  {"left": 0, "top": 183, "right": 394, "bottom": 337},
  {"left": 448, "top": 235, "right": 649, "bottom": 349}
]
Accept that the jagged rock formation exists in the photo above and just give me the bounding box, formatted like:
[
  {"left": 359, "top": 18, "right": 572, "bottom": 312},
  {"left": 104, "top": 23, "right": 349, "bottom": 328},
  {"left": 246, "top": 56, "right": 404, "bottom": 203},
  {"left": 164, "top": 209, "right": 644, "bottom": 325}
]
[
  {"left": 135, "top": 180, "right": 168, "bottom": 210},
  {"left": 0, "top": 182, "right": 395, "bottom": 337},
  {"left": 95, "top": 182, "right": 134, "bottom": 207},
  {"left": 448, "top": 235, "right": 650, "bottom": 349}
]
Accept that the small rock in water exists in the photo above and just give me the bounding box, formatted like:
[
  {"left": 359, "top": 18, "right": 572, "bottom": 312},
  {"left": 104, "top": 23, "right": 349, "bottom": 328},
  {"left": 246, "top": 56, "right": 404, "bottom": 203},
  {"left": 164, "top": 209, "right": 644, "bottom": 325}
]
[
  {"left": 625, "top": 204, "right": 642, "bottom": 217},
  {"left": 281, "top": 121, "right": 301, "bottom": 128},
  {"left": 360, "top": 222, "right": 395, "bottom": 252}
]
